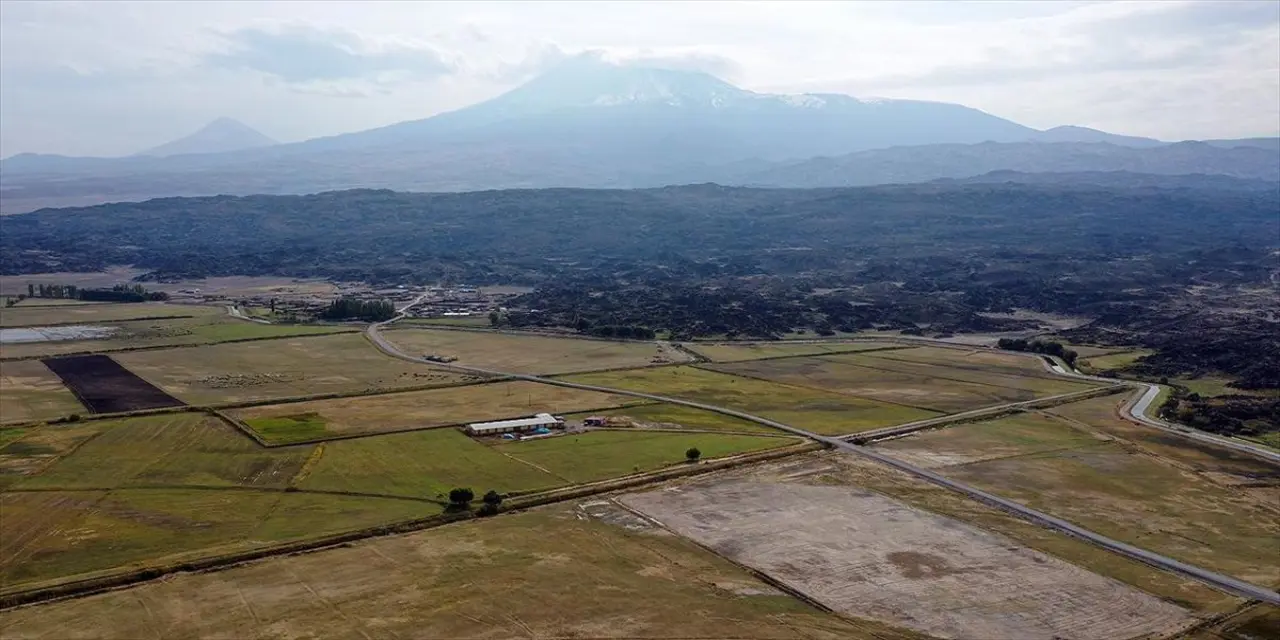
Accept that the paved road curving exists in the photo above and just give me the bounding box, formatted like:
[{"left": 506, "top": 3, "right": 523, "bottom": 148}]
[{"left": 367, "top": 312, "right": 1279, "bottom": 604}]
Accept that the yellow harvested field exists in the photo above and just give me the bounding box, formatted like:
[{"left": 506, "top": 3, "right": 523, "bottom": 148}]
[
  {"left": 0, "top": 302, "right": 220, "bottom": 328},
  {"left": 686, "top": 341, "right": 905, "bottom": 362},
  {"left": 0, "top": 360, "right": 84, "bottom": 423},
  {"left": 0, "top": 505, "right": 922, "bottom": 640},
  {"left": 826, "top": 351, "right": 1093, "bottom": 395},
  {"left": 383, "top": 328, "right": 690, "bottom": 374},
  {"left": 115, "top": 333, "right": 476, "bottom": 404},
  {"left": 865, "top": 345, "right": 1062, "bottom": 378},
  {"left": 231, "top": 380, "right": 641, "bottom": 440}
]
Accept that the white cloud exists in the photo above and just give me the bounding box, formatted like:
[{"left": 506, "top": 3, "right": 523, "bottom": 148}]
[{"left": 1, "top": 0, "right": 1276, "bottom": 156}]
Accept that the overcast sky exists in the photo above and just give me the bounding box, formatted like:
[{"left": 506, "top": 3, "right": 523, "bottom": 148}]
[{"left": 2, "top": 0, "right": 1277, "bottom": 157}]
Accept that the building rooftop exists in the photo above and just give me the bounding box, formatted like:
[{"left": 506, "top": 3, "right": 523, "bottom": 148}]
[{"left": 468, "top": 413, "right": 560, "bottom": 430}]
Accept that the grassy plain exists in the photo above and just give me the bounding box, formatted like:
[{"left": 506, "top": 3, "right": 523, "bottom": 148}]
[
  {"left": 709, "top": 356, "right": 1074, "bottom": 413},
  {"left": 562, "top": 366, "right": 938, "bottom": 435},
  {"left": 811, "top": 451, "right": 1242, "bottom": 613},
  {"left": 686, "top": 340, "right": 905, "bottom": 362},
  {"left": 232, "top": 381, "right": 640, "bottom": 443},
  {"left": 875, "top": 398, "right": 1280, "bottom": 586},
  {"left": 499, "top": 430, "right": 797, "bottom": 484},
  {"left": 0, "top": 505, "right": 917, "bottom": 640},
  {"left": 0, "top": 489, "right": 434, "bottom": 590},
  {"left": 0, "top": 360, "right": 84, "bottom": 423},
  {"left": 864, "top": 346, "right": 1065, "bottom": 378},
  {"left": 827, "top": 350, "right": 1094, "bottom": 395},
  {"left": 0, "top": 302, "right": 221, "bottom": 328},
  {"left": 384, "top": 327, "right": 686, "bottom": 374},
  {"left": 298, "top": 428, "right": 564, "bottom": 499},
  {"left": 0, "top": 423, "right": 100, "bottom": 486},
  {"left": 1078, "top": 350, "right": 1151, "bottom": 372},
  {"left": 0, "top": 313, "right": 353, "bottom": 359},
  {"left": 9, "top": 413, "right": 309, "bottom": 490},
  {"left": 588, "top": 403, "right": 782, "bottom": 434},
  {"left": 874, "top": 411, "right": 1111, "bottom": 468},
  {"left": 115, "top": 333, "right": 473, "bottom": 404}
]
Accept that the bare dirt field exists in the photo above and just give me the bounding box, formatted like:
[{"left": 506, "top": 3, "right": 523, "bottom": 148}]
[
  {"left": 41, "top": 355, "right": 183, "bottom": 413},
  {"left": 0, "top": 505, "right": 925, "bottom": 640},
  {"left": 230, "top": 380, "right": 642, "bottom": 442},
  {"left": 115, "top": 333, "right": 477, "bottom": 404},
  {"left": 0, "top": 268, "right": 146, "bottom": 296},
  {"left": 384, "top": 327, "right": 691, "bottom": 374},
  {"left": 620, "top": 473, "right": 1195, "bottom": 640},
  {"left": 0, "top": 360, "right": 83, "bottom": 423}
]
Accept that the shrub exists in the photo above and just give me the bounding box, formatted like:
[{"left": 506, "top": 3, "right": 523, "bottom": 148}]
[
  {"left": 685, "top": 447, "right": 701, "bottom": 463},
  {"left": 448, "top": 487, "right": 475, "bottom": 508}
]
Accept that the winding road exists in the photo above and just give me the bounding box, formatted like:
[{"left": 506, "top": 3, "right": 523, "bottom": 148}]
[{"left": 366, "top": 308, "right": 1280, "bottom": 604}]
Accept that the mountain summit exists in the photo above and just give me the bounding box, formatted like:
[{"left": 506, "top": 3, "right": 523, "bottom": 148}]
[{"left": 137, "top": 117, "right": 277, "bottom": 157}]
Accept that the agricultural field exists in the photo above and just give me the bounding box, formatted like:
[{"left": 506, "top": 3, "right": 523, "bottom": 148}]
[
  {"left": 620, "top": 468, "right": 1194, "bottom": 640},
  {"left": 231, "top": 380, "right": 641, "bottom": 443},
  {"left": 874, "top": 399, "right": 1280, "bottom": 587},
  {"left": 0, "top": 312, "right": 354, "bottom": 359},
  {"left": 0, "top": 503, "right": 923, "bottom": 640},
  {"left": 788, "top": 452, "right": 1244, "bottom": 613},
  {"left": 707, "top": 355, "right": 1087, "bottom": 414},
  {"left": 1077, "top": 349, "right": 1152, "bottom": 372},
  {"left": 297, "top": 428, "right": 565, "bottom": 499},
  {"left": 685, "top": 340, "right": 904, "bottom": 362},
  {"left": 0, "top": 360, "right": 83, "bottom": 423},
  {"left": 562, "top": 366, "right": 939, "bottom": 435},
  {"left": 42, "top": 355, "right": 183, "bottom": 413},
  {"left": 495, "top": 430, "right": 799, "bottom": 484},
  {"left": 585, "top": 402, "right": 784, "bottom": 434},
  {"left": 862, "top": 345, "right": 1067, "bottom": 379},
  {"left": 0, "top": 302, "right": 220, "bottom": 328},
  {"left": 825, "top": 350, "right": 1095, "bottom": 395},
  {"left": 383, "top": 327, "right": 690, "bottom": 374},
  {"left": 114, "top": 333, "right": 476, "bottom": 404}
]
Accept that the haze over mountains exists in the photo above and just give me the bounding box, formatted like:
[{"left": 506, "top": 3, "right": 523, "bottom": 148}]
[{"left": 1, "top": 56, "right": 1276, "bottom": 213}]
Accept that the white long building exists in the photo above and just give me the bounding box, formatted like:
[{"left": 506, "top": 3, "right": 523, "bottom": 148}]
[{"left": 465, "top": 413, "right": 562, "bottom": 436}]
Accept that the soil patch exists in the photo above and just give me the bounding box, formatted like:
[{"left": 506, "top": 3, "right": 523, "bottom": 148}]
[{"left": 41, "top": 355, "right": 184, "bottom": 413}]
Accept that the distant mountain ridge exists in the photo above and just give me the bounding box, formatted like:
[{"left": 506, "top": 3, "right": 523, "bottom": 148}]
[
  {"left": 1, "top": 55, "right": 1277, "bottom": 212},
  {"left": 137, "top": 118, "right": 276, "bottom": 157}
]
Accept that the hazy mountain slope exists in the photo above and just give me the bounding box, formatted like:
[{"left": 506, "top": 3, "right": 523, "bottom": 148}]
[
  {"left": 137, "top": 118, "right": 277, "bottom": 157},
  {"left": 932, "top": 170, "right": 1280, "bottom": 191},
  {"left": 1029, "top": 125, "right": 1164, "bottom": 147},
  {"left": 736, "top": 141, "right": 1280, "bottom": 188}
]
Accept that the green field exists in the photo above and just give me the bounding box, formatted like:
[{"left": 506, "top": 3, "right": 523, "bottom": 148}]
[
  {"left": 232, "top": 380, "right": 639, "bottom": 443},
  {"left": 825, "top": 351, "right": 1094, "bottom": 395},
  {"left": 562, "top": 366, "right": 938, "bottom": 435},
  {"left": 498, "top": 430, "right": 798, "bottom": 484},
  {"left": 9, "top": 414, "right": 310, "bottom": 491},
  {"left": 1078, "top": 350, "right": 1151, "bottom": 372},
  {"left": 383, "top": 327, "right": 686, "bottom": 374},
  {"left": 298, "top": 428, "right": 565, "bottom": 499},
  {"left": 0, "top": 360, "right": 84, "bottom": 423},
  {"left": 685, "top": 340, "right": 905, "bottom": 362},
  {"left": 115, "top": 332, "right": 473, "bottom": 404},
  {"left": 874, "top": 411, "right": 1111, "bottom": 468},
  {"left": 708, "top": 356, "right": 1073, "bottom": 413}
]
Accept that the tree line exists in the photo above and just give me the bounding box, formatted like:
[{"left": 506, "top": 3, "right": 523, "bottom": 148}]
[
  {"left": 319, "top": 297, "right": 396, "bottom": 321},
  {"left": 23, "top": 283, "right": 168, "bottom": 303},
  {"left": 996, "top": 338, "right": 1079, "bottom": 367}
]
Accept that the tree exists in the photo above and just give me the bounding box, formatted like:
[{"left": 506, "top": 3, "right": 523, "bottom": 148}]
[
  {"left": 448, "top": 487, "right": 475, "bottom": 509},
  {"left": 685, "top": 447, "right": 701, "bottom": 463},
  {"left": 27, "top": 284, "right": 34, "bottom": 298},
  {"left": 489, "top": 310, "right": 501, "bottom": 327},
  {"left": 482, "top": 490, "right": 503, "bottom": 506}
]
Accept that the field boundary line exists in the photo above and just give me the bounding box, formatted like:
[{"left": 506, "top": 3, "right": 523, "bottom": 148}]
[
  {"left": 0, "top": 328, "right": 362, "bottom": 363},
  {"left": 685, "top": 343, "right": 912, "bottom": 364},
  {"left": 845, "top": 386, "right": 1126, "bottom": 444},
  {"left": 1, "top": 314, "right": 197, "bottom": 330},
  {"left": 0, "top": 440, "right": 818, "bottom": 611},
  {"left": 694, "top": 361, "right": 952, "bottom": 415},
  {"left": 589, "top": 426, "right": 799, "bottom": 438},
  {"left": 241, "top": 400, "right": 658, "bottom": 448}
]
